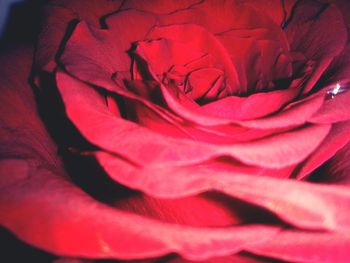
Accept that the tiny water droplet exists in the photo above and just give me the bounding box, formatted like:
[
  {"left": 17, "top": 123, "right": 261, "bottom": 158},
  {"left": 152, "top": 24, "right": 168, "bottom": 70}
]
[{"left": 327, "top": 83, "right": 345, "bottom": 99}]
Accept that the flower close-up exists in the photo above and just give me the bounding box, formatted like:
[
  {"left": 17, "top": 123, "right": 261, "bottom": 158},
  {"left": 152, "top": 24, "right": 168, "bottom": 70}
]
[{"left": 1, "top": 0, "right": 350, "bottom": 262}]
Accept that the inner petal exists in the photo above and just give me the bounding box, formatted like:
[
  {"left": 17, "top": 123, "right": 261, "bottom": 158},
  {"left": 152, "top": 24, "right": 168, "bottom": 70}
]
[
  {"left": 217, "top": 29, "right": 292, "bottom": 95},
  {"left": 146, "top": 24, "right": 240, "bottom": 93},
  {"left": 186, "top": 68, "right": 225, "bottom": 103},
  {"left": 134, "top": 38, "right": 206, "bottom": 81}
]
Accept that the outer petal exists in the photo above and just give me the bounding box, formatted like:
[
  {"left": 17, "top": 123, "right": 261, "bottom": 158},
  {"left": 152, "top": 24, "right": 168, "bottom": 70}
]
[
  {"left": 285, "top": 0, "right": 347, "bottom": 94},
  {"left": 241, "top": 0, "right": 296, "bottom": 26},
  {"left": 34, "top": 0, "right": 123, "bottom": 71},
  {"left": 311, "top": 140, "right": 350, "bottom": 185},
  {"left": 296, "top": 121, "right": 350, "bottom": 179},
  {"left": 61, "top": 12, "right": 157, "bottom": 81},
  {"left": 0, "top": 167, "right": 281, "bottom": 261},
  {"left": 0, "top": 48, "right": 282, "bottom": 261},
  {"left": 96, "top": 151, "right": 350, "bottom": 231},
  {"left": 310, "top": 89, "right": 350, "bottom": 124},
  {"left": 247, "top": 229, "right": 350, "bottom": 263},
  {"left": 121, "top": 0, "right": 202, "bottom": 14}
]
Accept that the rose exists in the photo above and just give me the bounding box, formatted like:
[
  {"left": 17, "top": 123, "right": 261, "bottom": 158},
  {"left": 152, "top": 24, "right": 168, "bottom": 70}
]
[{"left": 1, "top": 0, "right": 350, "bottom": 262}]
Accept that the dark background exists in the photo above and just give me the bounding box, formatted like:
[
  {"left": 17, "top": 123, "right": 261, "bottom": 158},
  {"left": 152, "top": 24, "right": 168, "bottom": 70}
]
[
  {"left": 0, "top": 0, "right": 44, "bottom": 47},
  {"left": 0, "top": 1, "right": 58, "bottom": 262}
]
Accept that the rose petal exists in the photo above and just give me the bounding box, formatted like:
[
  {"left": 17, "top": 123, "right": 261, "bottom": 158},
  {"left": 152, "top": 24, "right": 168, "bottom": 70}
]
[
  {"left": 196, "top": 88, "right": 299, "bottom": 120},
  {"left": 96, "top": 151, "right": 350, "bottom": 231},
  {"left": 156, "top": 0, "right": 288, "bottom": 50},
  {"left": 144, "top": 24, "right": 240, "bottom": 93},
  {"left": 247, "top": 229, "right": 350, "bottom": 263},
  {"left": 35, "top": 0, "right": 123, "bottom": 71},
  {"left": 124, "top": 92, "right": 291, "bottom": 144},
  {"left": 134, "top": 38, "right": 207, "bottom": 82},
  {"left": 319, "top": 140, "right": 350, "bottom": 185},
  {"left": 57, "top": 71, "right": 330, "bottom": 168},
  {"left": 61, "top": 10, "right": 157, "bottom": 79},
  {"left": 1, "top": 48, "right": 282, "bottom": 261},
  {"left": 285, "top": 0, "right": 347, "bottom": 94},
  {"left": 60, "top": 10, "right": 323, "bottom": 129},
  {"left": 121, "top": 0, "right": 202, "bottom": 14},
  {"left": 296, "top": 121, "right": 350, "bottom": 179},
  {"left": 217, "top": 30, "right": 291, "bottom": 94},
  {"left": 113, "top": 192, "right": 270, "bottom": 227},
  {"left": 0, "top": 164, "right": 281, "bottom": 261},
  {"left": 242, "top": 0, "right": 296, "bottom": 26},
  {"left": 319, "top": 45, "right": 350, "bottom": 87},
  {"left": 238, "top": 92, "right": 325, "bottom": 129},
  {"left": 310, "top": 89, "right": 350, "bottom": 123},
  {"left": 159, "top": 79, "right": 325, "bottom": 128}
]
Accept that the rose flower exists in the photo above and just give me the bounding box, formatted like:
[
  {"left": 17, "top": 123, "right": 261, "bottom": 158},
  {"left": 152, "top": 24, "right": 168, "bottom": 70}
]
[{"left": 1, "top": 0, "right": 350, "bottom": 262}]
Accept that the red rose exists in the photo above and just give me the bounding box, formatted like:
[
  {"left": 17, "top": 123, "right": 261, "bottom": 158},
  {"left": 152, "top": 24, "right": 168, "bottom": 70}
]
[{"left": 1, "top": 0, "right": 350, "bottom": 262}]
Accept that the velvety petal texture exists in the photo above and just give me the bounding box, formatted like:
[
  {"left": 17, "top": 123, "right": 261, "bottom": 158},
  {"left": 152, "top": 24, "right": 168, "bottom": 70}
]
[{"left": 1, "top": 0, "right": 350, "bottom": 262}]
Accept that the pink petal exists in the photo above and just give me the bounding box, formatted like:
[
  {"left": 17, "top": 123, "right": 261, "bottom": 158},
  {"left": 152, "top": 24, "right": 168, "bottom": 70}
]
[
  {"left": 159, "top": 78, "right": 325, "bottom": 127},
  {"left": 57, "top": 71, "right": 330, "bottom": 168},
  {"left": 96, "top": 151, "right": 350, "bottom": 230},
  {"left": 0, "top": 164, "right": 280, "bottom": 260},
  {"left": 112, "top": 192, "right": 268, "bottom": 227},
  {"left": 247, "top": 229, "right": 350, "bottom": 263},
  {"left": 310, "top": 89, "right": 350, "bottom": 123},
  {"left": 296, "top": 121, "right": 350, "bottom": 179},
  {"left": 237, "top": 92, "right": 326, "bottom": 129},
  {"left": 196, "top": 88, "right": 298, "bottom": 120},
  {"left": 124, "top": 92, "right": 292, "bottom": 144},
  {"left": 1, "top": 48, "right": 282, "bottom": 261},
  {"left": 316, "top": 141, "right": 350, "bottom": 186}
]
